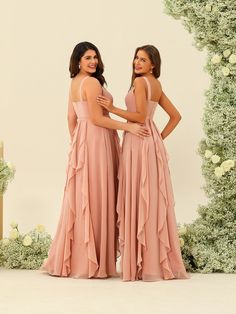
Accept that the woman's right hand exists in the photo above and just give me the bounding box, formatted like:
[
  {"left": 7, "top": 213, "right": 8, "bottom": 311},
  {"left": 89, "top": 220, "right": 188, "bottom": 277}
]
[{"left": 127, "top": 123, "right": 150, "bottom": 138}]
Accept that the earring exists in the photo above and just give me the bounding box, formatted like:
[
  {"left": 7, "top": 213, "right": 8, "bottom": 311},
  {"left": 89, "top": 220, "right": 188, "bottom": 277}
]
[
  {"left": 78, "top": 64, "right": 80, "bottom": 69},
  {"left": 150, "top": 68, "right": 153, "bottom": 73}
]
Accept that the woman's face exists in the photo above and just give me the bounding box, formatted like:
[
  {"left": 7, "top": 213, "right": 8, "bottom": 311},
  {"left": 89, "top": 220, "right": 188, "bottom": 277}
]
[
  {"left": 79, "top": 49, "right": 98, "bottom": 75},
  {"left": 133, "top": 49, "right": 153, "bottom": 75}
]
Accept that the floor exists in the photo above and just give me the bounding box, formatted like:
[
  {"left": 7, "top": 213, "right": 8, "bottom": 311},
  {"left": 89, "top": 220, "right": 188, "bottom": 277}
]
[{"left": 0, "top": 268, "right": 235, "bottom": 314}]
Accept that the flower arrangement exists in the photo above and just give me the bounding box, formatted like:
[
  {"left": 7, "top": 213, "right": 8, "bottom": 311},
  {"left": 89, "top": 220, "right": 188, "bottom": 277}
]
[
  {"left": 0, "top": 158, "right": 15, "bottom": 194},
  {"left": 0, "top": 222, "right": 52, "bottom": 269},
  {"left": 164, "top": 0, "right": 236, "bottom": 273}
]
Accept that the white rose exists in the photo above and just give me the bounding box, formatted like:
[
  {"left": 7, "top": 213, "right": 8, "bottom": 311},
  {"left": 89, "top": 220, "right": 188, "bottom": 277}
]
[
  {"left": 178, "top": 226, "right": 187, "bottom": 236},
  {"left": 23, "top": 235, "right": 33, "bottom": 246},
  {"left": 221, "top": 160, "right": 235, "bottom": 172},
  {"left": 10, "top": 221, "right": 18, "bottom": 229},
  {"left": 215, "top": 167, "right": 224, "bottom": 178},
  {"left": 223, "top": 49, "right": 231, "bottom": 58},
  {"left": 9, "top": 228, "right": 19, "bottom": 240},
  {"left": 211, "top": 155, "right": 220, "bottom": 164},
  {"left": 35, "top": 224, "right": 45, "bottom": 233},
  {"left": 229, "top": 54, "right": 236, "bottom": 64},
  {"left": 205, "top": 150, "right": 213, "bottom": 158},
  {"left": 179, "top": 238, "right": 185, "bottom": 248},
  {"left": 6, "top": 162, "right": 15, "bottom": 171},
  {"left": 222, "top": 67, "right": 230, "bottom": 76},
  {"left": 211, "top": 54, "right": 222, "bottom": 64},
  {"left": 205, "top": 4, "right": 212, "bottom": 12}
]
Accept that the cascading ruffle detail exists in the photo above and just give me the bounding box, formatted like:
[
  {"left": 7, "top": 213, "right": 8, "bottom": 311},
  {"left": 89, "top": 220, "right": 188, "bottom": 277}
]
[{"left": 42, "top": 120, "right": 99, "bottom": 277}]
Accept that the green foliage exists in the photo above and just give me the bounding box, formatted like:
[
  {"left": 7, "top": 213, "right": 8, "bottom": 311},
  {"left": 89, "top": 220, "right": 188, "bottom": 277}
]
[
  {"left": 0, "top": 158, "right": 15, "bottom": 194},
  {"left": 0, "top": 224, "right": 52, "bottom": 269},
  {"left": 164, "top": 0, "right": 236, "bottom": 272}
]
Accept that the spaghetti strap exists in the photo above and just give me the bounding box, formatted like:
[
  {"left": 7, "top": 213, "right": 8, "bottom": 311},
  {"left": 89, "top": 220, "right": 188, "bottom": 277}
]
[
  {"left": 79, "top": 76, "right": 89, "bottom": 101},
  {"left": 142, "top": 76, "right": 151, "bottom": 101}
]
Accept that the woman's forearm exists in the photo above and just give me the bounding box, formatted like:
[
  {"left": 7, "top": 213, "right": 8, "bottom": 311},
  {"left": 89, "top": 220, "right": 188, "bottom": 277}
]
[
  {"left": 161, "top": 115, "right": 181, "bottom": 140},
  {"left": 92, "top": 115, "right": 130, "bottom": 132},
  {"left": 111, "top": 106, "right": 146, "bottom": 123},
  {"left": 68, "top": 117, "right": 77, "bottom": 138}
]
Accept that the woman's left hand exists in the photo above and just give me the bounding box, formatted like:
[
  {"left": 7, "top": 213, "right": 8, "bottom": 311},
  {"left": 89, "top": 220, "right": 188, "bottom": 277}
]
[{"left": 97, "top": 95, "right": 115, "bottom": 113}]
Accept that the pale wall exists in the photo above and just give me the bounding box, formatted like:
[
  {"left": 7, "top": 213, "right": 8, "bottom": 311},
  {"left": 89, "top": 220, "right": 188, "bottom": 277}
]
[{"left": 0, "top": 0, "right": 209, "bottom": 236}]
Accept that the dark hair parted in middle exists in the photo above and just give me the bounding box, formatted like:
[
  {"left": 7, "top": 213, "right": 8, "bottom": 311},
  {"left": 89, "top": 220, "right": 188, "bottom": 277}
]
[
  {"left": 69, "top": 41, "right": 106, "bottom": 86},
  {"left": 130, "top": 45, "right": 161, "bottom": 88}
]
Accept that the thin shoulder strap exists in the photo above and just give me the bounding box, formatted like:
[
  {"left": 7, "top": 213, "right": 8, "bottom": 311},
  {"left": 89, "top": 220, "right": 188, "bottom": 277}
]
[
  {"left": 79, "top": 76, "right": 89, "bottom": 101},
  {"left": 142, "top": 76, "right": 151, "bottom": 101}
]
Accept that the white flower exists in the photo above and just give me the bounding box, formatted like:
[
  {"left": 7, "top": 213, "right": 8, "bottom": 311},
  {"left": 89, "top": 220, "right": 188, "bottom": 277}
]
[
  {"left": 229, "top": 54, "right": 236, "bottom": 64},
  {"left": 35, "top": 224, "right": 45, "bottom": 233},
  {"left": 179, "top": 238, "right": 185, "bottom": 247},
  {"left": 6, "top": 162, "right": 15, "bottom": 171},
  {"left": 215, "top": 167, "right": 224, "bottom": 178},
  {"left": 211, "top": 54, "right": 222, "bottom": 64},
  {"left": 10, "top": 221, "right": 18, "bottom": 229},
  {"left": 211, "top": 155, "right": 220, "bottom": 164},
  {"left": 220, "top": 160, "right": 235, "bottom": 172},
  {"left": 23, "top": 235, "right": 33, "bottom": 246},
  {"left": 178, "top": 226, "right": 187, "bottom": 236},
  {"left": 223, "top": 49, "right": 231, "bottom": 58},
  {"left": 205, "top": 150, "right": 213, "bottom": 158},
  {"left": 222, "top": 67, "right": 230, "bottom": 76},
  {"left": 205, "top": 4, "right": 212, "bottom": 12},
  {"left": 9, "top": 228, "right": 19, "bottom": 240}
]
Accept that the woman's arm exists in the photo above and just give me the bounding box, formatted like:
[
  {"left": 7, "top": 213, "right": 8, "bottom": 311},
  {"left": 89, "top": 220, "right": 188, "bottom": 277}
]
[
  {"left": 67, "top": 89, "right": 77, "bottom": 139},
  {"left": 97, "top": 77, "right": 147, "bottom": 123},
  {"left": 158, "top": 91, "right": 182, "bottom": 140},
  {"left": 85, "top": 77, "right": 149, "bottom": 137}
]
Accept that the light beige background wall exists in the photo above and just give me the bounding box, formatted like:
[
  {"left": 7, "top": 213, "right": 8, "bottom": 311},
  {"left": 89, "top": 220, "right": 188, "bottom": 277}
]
[{"left": 0, "top": 0, "right": 209, "bottom": 236}]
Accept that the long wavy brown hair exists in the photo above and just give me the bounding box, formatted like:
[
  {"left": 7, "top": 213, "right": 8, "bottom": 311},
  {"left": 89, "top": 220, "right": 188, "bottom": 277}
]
[
  {"left": 130, "top": 45, "right": 161, "bottom": 88},
  {"left": 69, "top": 41, "right": 106, "bottom": 86}
]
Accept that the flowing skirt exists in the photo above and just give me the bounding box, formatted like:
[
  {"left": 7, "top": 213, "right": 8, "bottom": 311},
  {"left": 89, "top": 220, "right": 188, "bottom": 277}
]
[{"left": 117, "top": 119, "right": 189, "bottom": 281}]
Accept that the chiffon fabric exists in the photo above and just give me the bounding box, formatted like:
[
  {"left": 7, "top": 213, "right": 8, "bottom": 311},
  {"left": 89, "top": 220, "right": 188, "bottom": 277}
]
[
  {"left": 42, "top": 76, "right": 120, "bottom": 278},
  {"left": 117, "top": 76, "right": 189, "bottom": 281}
]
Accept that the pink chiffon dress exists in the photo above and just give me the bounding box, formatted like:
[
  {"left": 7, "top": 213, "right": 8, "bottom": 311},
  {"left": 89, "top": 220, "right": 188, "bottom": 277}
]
[
  {"left": 117, "top": 76, "right": 189, "bottom": 281},
  {"left": 42, "top": 76, "right": 120, "bottom": 278}
]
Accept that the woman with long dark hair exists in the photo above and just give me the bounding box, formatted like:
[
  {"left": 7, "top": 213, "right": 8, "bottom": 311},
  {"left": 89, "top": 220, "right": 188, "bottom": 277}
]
[
  {"left": 42, "top": 42, "right": 149, "bottom": 278},
  {"left": 97, "top": 44, "right": 189, "bottom": 281}
]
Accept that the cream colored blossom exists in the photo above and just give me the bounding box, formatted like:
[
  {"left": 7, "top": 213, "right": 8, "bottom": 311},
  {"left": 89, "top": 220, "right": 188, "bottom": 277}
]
[
  {"left": 229, "top": 54, "right": 236, "bottom": 64},
  {"left": 205, "top": 4, "right": 212, "bottom": 12},
  {"left": 178, "top": 226, "right": 187, "bottom": 236},
  {"left": 220, "top": 160, "right": 235, "bottom": 172},
  {"left": 211, "top": 54, "right": 222, "bottom": 64},
  {"left": 205, "top": 150, "right": 213, "bottom": 158},
  {"left": 36, "top": 224, "right": 45, "bottom": 233},
  {"left": 10, "top": 221, "right": 18, "bottom": 229},
  {"left": 211, "top": 155, "right": 220, "bottom": 164},
  {"left": 223, "top": 49, "right": 231, "bottom": 58},
  {"left": 6, "top": 162, "right": 16, "bottom": 171},
  {"left": 23, "top": 235, "right": 33, "bottom": 246},
  {"left": 9, "top": 228, "right": 19, "bottom": 240},
  {"left": 179, "top": 238, "right": 185, "bottom": 247},
  {"left": 215, "top": 167, "right": 224, "bottom": 178},
  {"left": 222, "top": 67, "right": 230, "bottom": 76}
]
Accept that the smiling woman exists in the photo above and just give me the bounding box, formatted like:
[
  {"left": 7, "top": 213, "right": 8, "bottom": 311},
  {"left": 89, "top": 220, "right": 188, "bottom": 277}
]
[{"left": 42, "top": 41, "right": 149, "bottom": 278}]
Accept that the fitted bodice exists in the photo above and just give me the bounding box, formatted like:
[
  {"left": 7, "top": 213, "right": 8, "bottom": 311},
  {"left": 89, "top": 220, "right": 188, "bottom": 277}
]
[
  {"left": 125, "top": 90, "right": 157, "bottom": 121},
  {"left": 125, "top": 77, "right": 158, "bottom": 121},
  {"left": 72, "top": 78, "right": 112, "bottom": 120}
]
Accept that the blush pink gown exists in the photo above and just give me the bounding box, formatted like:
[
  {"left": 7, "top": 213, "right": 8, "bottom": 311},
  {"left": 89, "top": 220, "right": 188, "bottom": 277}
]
[
  {"left": 42, "top": 76, "right": 120, "bottom": 278},
  {"left": 117, "top": 76, "right": 189, "bottom": 281}
]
